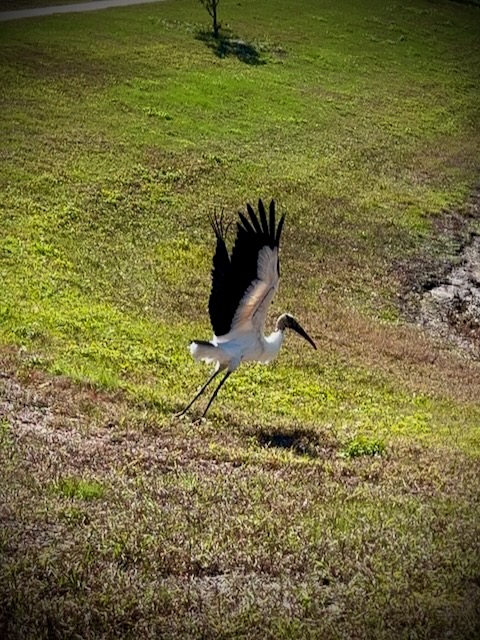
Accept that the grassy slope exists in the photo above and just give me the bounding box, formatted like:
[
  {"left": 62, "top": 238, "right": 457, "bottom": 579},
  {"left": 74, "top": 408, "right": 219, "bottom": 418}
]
[{"left": 1, "top": 0, "right": 480, "bottom": 638}]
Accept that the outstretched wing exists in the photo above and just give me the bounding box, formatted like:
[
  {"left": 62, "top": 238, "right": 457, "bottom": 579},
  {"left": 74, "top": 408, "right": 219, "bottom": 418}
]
[
  {"left": 208, "top": 211, "right": 232, "bottom": 337},
  {"left": 208, "top": 199, "right": 285, "bottom": 337}
]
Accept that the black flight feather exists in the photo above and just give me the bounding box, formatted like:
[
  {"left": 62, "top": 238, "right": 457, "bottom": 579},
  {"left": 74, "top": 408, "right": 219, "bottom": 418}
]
[
  {"left": 247, "top": 205, "right": 263, "bottom": 234},
  {"left": 269, "top": 200, "right": 276, "bottom": 246},
  {"left": 208, "top": 211, "right": 232, "bottom": 337}
]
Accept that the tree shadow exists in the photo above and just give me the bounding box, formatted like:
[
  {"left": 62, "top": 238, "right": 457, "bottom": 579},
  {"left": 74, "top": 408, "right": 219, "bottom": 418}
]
[{"left": 195, "top": 29, "right": 266, "bottom": 66}]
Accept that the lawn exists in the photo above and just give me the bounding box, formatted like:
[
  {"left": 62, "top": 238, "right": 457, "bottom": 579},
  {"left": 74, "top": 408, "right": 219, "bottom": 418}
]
[{"left": 1, "top": 0, "right": 480, "bottom": 638}]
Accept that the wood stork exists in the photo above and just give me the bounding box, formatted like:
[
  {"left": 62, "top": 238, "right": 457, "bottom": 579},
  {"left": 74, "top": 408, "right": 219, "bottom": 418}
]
[{"left": 176, "top": 199, "right": 316, "bottom": 419}]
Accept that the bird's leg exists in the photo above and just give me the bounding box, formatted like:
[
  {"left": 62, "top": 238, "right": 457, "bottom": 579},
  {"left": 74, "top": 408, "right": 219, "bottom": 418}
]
[
  {"left": 201, "top": 370, "right": 233, "bottom": 419},
  {"left": 175, "top": 367, "right": 223, "bottom": 418}
]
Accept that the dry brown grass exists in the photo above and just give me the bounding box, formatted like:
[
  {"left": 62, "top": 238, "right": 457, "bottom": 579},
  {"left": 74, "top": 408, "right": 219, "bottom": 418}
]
[{"left": 314, "top": 300, "right": 480, "bottom": 404}]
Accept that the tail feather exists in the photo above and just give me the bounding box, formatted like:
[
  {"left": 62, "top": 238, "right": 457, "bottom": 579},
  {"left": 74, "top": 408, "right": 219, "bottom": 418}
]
[{"left": 189, "top": 340, "right": 219, "bottom": 364}]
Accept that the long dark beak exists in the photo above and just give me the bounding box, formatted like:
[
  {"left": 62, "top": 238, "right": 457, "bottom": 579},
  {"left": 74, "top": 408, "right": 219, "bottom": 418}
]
[{"left": 289, "top": 318, "right": 317, "bottom": 350}]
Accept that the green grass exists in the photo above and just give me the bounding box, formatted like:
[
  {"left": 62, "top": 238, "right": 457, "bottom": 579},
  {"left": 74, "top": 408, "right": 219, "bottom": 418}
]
[
  {"left": 340, "top": 435, "right": 386, "bottom": 458},
  {"left": 51, "top": 476, "right": 106, "bottom": 500},
  {"left": 1, "top": 0, "right": 480, "bottom": 638}
]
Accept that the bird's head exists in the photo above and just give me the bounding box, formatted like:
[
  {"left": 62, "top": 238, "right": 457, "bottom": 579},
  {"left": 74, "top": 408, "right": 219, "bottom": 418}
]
[{"left": 276, "top": 313, "right": 317, "bottom": 350}]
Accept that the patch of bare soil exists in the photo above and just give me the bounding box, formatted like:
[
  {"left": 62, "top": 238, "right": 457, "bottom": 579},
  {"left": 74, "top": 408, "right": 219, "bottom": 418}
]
[
  {"left": 0, "top": 365, "right": 227, "bottom": 480},
  {"left": 419, "top": 235, "right": 480, "bottom": 354},
  {"left": 399, "top": 188, "right": 480, "bottom": 359}
]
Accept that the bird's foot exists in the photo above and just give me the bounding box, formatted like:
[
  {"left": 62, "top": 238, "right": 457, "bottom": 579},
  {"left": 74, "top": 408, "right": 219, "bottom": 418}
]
[
  {"left": 173, "top": 411, "right": 207, "bottom": 425},
  {"left": 173, "top": 410, "right": 188, "bottom": 420}
]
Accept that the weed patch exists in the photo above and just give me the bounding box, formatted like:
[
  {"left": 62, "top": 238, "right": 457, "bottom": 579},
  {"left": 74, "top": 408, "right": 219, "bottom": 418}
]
[
  {"left": 51, "top": 476, "right": 105, "bottom": 501},
  {"left": 340, "top": 435, "right": 386, "bottom": 459}
]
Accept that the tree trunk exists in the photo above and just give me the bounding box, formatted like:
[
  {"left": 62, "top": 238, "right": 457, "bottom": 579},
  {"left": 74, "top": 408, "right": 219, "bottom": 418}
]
[{"left": 212, "top": 3, "right": 219, "bottom": 38}]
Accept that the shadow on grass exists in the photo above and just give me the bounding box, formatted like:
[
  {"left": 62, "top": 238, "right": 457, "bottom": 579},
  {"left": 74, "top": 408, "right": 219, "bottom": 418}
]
[
  {"left": 195, "top": 29, "right": 266, "bottom": 65},
  {"left": 256, "top": 427, "right": 337, "bottom": 459}
]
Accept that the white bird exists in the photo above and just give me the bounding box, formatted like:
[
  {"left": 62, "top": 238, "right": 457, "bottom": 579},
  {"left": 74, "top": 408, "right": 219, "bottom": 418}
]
[{"left": 176, "top": 198, "right": 316, "bottom": 419}]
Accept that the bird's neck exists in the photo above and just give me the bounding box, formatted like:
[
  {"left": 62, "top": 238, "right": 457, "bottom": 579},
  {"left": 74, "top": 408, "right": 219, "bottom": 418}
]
[{"left": 262, "top": 329, "right": 284, "bottom": 362}]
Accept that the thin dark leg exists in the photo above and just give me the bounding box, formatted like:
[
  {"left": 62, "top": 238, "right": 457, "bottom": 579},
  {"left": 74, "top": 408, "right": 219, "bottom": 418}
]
[
  {"left": 202, "top": 370, "right": 232, "bottom": 418},
  {"left": 175, "top": 368, "right": 223, "bottom": 418}
]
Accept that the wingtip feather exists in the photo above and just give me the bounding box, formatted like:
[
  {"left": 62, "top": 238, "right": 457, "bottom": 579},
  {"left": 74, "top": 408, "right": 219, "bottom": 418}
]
[
  {"left": 258, "top": 198, "right": 269, "bottom": 236},
  {"left": 210, "top": 208, "right": 224, "bottom": 238},
  {"left": 246, "top": 202, "right": 262, "bottom": 234},
  {"left": 269, "top": 199, "right": 276, "bottom": 246},
  {"left": 239, "top": 211, "right": 255, "bottom": 234},
  {"left": 275, "top": 213, "right": 285, "bottom": 246}
]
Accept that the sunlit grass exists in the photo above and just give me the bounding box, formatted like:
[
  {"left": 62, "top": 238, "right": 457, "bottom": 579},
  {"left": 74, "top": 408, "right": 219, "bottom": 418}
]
[{"left": 1, "top": 0, "right": 479, "bottom": 442}]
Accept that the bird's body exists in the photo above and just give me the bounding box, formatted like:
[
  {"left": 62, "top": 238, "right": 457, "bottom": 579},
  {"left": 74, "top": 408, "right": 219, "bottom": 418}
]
[
  {"left": 190, "top": 328, "right": 284, "bottom": 368},
  {"left": 176, "top": 199, "right": 316, "bottom": 419}
]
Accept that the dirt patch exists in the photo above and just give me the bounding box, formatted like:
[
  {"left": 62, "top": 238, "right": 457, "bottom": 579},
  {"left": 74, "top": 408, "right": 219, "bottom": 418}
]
[
  {"left": 419, "top": 234, "right": 480, "bottom": 354},
  {"left": 398, "top": 188, "right": 480, "bottom": 359}
]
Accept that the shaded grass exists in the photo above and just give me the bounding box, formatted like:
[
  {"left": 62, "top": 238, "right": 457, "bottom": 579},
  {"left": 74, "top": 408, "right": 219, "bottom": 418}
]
[
  {"left": 195, "top": 28, "right": 267, "bottom": 65},
  {"left": 1, "top": 0, "right": 480, "bottom": 637}
]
